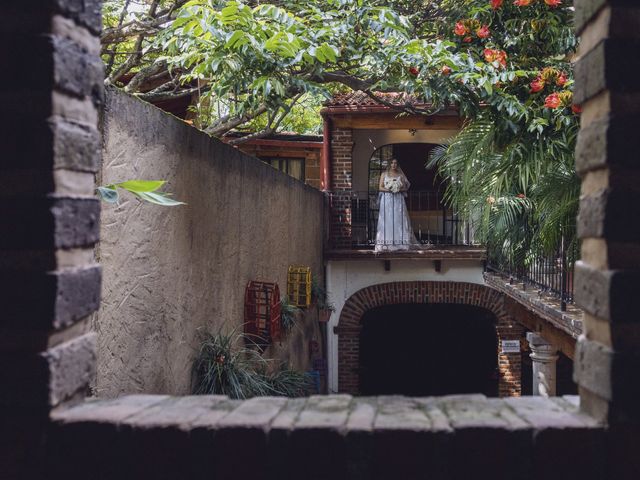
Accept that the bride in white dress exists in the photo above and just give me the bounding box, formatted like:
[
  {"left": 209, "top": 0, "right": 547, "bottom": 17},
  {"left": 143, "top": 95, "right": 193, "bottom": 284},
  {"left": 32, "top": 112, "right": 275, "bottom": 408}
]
[{"left": 374, "top": 158, "right": 420, "bottom": 252}]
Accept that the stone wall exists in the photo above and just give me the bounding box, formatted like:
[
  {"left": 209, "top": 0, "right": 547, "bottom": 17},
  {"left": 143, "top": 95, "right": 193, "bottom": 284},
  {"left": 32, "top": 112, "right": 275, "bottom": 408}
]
[{"left": 95, "top": 89, "right": 324, "bottom": 397}]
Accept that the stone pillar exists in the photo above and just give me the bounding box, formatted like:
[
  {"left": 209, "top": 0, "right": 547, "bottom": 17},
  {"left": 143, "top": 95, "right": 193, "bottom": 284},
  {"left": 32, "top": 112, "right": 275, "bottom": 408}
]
[
  {"left": 573, "top": 0, "right": 640, "bottom": 428},
  {"left": 0, "top": 1, "right": 103, "bottom": 477},
  {"left": 526, "top": 333, "right": 559, "bottom": 397}
]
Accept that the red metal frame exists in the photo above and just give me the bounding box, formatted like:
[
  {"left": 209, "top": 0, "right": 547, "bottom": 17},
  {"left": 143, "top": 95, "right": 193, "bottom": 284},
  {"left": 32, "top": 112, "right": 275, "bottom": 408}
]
[{"left": 244, "top": 281, "right": 281, "bottom": 346}]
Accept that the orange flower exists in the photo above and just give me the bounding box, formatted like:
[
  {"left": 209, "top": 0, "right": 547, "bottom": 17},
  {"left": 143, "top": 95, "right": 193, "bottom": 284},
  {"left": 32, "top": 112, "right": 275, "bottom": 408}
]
[
  {"left": 491, "top": 0, "right": 503, "bottom": 8},
  {"left": 571, "top": 104, "right": 582, "bottom": 114},
  {"left": 544, "top": 0, "right": 562, "bottom": 6},
  {"left": 530, "top": 78, "right": 545, "bottom": 93},
  {"left": 544, "top": 93, "right": 561, "bottom": 109},
  {"left": 514, "top": 0, "right": 532, "bottom": 5},
  {"left": 454, "top": 22, "right": 468, "bottom": 36},
  {"left": 556, "top": 73, "right": 567, "bottom": 86},
  {"left": 540, "top": 67, "right": 557, "bottom": 81},
  {"left": 558, "top": 90, "right": 573, "bottom": 106},
  {"left": 441, "top": 65, "right": 452, "bottom": 76},
  {"left": 476, "top": 25, "right": 490, "bottom": 39},
  {"left": 484, "top": 48, "right": 507, "bottom": 68},
  {"left": 463, "top": 36, "right": 473, "bottom": 43}
]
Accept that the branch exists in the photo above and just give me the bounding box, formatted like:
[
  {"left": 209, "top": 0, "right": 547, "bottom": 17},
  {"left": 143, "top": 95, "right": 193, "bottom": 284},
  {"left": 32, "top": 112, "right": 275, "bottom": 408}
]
[
  {"left": 105, "top": 0, "right": 131, "bottom": 76},
  {"left": 135, "top": 84, "right": 200, "bottom": 103},
  {"left": 227, "top": 94, "right": 303, "bottom": 145},
  {"left": 101, "top": 0, "right": 188, "bottom": 45},
  {"left": 124, "top": 60, "right": 168, "bottom": 93},
  {"left": 361, "top": 90, "right": 443, "bottom": 116},
  {"left": 101, "top": 18, "right": 166, "bottom": 45},
  {"left": 310, "top": 71, "right": 444, "bottom": 116},
  {"left": 105, "top": 0, "right": 162, "bottom": 86},
  {"left": 310, "top": 71, "right": 375, "bottom": 91},
  {"left": 204, "top": 105, "right": 269, "bottom": 137}
]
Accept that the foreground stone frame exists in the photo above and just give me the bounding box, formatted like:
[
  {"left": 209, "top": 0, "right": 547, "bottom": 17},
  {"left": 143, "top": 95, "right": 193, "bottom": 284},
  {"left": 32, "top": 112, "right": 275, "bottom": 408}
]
[
  {"left": 335, "top": 281, "right": 524, "bottom": 397},
  {"left": 50, "top": 394, "right": 604, "bottom": 480},
  {"left": 2, "top": 0, "right": 640, "bottom": 478}
]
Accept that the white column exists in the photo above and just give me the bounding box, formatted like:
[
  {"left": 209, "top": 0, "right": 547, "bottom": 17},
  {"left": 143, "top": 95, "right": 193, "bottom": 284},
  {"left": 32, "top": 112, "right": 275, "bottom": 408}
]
[
  {"left": 526, "top": 332, "right": 559, "bottom": 397},
  {"left": 326, "top": 261, "right": 345, "bottom": 394}
]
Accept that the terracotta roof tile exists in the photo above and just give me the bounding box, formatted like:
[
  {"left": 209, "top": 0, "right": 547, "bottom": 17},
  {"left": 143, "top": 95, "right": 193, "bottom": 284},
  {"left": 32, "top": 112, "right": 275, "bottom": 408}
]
[{"left": 324, "top": 90, "right": 424, "bottom": 107}]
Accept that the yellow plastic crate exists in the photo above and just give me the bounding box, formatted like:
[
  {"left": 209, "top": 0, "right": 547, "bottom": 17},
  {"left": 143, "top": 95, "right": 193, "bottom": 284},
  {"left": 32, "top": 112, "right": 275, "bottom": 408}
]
[{"left": 287, "top": 266, "right": 312, "bottom": 307}]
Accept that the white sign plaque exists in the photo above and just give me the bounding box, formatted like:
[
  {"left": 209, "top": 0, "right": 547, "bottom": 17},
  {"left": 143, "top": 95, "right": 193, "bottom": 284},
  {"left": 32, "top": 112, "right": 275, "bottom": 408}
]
[{"left": 501, "top": 340, "right": 520, "bottom": 354}]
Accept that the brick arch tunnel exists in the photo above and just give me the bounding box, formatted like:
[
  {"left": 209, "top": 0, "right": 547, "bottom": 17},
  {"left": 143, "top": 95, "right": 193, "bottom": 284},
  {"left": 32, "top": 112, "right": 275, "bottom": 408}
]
[
  {"left": 335, "top": 282, "right": 524, "bottom": 396},
  {"left": 359, "top": 303, "right": 499, "bottom": 396}
]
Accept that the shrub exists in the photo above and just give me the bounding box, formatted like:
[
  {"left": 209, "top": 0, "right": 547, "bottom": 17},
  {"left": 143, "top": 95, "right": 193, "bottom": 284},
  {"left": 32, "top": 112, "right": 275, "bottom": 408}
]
[{"left": 192, "top": 328, "right": 313, "bottom": 399}]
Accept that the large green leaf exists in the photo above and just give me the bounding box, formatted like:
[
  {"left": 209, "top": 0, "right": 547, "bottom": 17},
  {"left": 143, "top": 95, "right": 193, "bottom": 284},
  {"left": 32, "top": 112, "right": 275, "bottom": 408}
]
[
  {"left": 131, "top": 191, "right": 186, "bottom": 206},
  {"left": 96, "top": 186, "right": 119, "bottom": 204},
  {"left": 97, "top": 180, "right": 184, "bottom": 207},
  {"left": 116, "top": 180, "right": 166, "bottom": 193}
]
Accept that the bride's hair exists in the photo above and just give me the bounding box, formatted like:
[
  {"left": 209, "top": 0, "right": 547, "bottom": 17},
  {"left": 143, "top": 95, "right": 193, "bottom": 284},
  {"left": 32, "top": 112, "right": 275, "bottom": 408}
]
[
  {"left": 385, "top": 157, "right": 399, "bottom": 171},
  {"left": 385, "top": 157, "right": 407, "bottom": 176},
  {"left": 383, "top": 157, "right": 411, "bottom": 189}
]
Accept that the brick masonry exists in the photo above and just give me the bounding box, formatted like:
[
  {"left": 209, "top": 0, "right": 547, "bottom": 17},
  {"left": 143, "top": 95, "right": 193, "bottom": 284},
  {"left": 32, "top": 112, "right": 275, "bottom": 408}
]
[
  {"left": 335, "top": 282, "right": 524, "bottom": 397},
  {"left": 329, "top": 127, "right": 354, "bottom": 248},
  {"left": 0, "top": 1, "right": 103, "bottom": 478},
  {"left": 572, "top": 0, "right": 640, "bottom": 430}
]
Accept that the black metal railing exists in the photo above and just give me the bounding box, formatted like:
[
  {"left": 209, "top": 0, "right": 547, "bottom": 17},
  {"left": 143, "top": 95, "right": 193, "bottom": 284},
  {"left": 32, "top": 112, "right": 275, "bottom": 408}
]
[
  {"left": 328, "top": 190, "right": 477, "bottom": 249},
  {"left": 486, "top": 232, "right": 579, "bottom": 311}
]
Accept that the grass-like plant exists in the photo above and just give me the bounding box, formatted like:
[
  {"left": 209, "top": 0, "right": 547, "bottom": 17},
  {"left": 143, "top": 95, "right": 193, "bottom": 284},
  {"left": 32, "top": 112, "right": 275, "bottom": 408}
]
[
  {"left": 192, "top": 327, "right": 313, "bottom": 399},
  {"left": 280, "top": 296, "right": 301, "bottom": 331},
  {"left": 311, "top": 276, "right": 335, "bottom": 312},
  {"left": 258, "top": 365, "right": 313, "bottom": 398}
]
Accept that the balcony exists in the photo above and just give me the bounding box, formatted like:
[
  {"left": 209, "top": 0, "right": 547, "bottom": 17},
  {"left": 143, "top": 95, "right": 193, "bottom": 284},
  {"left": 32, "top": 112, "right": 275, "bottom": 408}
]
[{"left": 326, "top": 190, "right": 486, "bottom": 260}]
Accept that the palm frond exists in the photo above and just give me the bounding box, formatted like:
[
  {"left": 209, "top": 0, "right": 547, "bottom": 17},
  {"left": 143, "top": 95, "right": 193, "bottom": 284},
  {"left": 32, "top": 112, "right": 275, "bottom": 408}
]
[{"left": 430, "top": 115, "right": 579, "bottom": 267}]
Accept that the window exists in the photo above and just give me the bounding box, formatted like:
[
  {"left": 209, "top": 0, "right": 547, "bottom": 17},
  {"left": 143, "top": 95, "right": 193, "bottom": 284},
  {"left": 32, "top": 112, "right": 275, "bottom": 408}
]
[
  {"left": 263, "top": 157, "right": 305, "bottom": 182},
  {"left": 367, "top": 145, "right": 394, "bottom": 192}
]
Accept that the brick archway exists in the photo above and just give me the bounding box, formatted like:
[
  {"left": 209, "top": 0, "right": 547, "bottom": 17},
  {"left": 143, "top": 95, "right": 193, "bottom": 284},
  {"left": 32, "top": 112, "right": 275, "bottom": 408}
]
[{"left": 335, "top": 281, "right": 523, "bottom": 397}]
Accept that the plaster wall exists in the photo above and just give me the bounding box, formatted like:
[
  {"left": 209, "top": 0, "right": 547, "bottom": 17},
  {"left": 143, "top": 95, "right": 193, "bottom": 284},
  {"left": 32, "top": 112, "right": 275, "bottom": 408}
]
[
  {"left": 95, "top": 89, "right": 324, "bottom": 397},
  {"left": 351, "top": 129, "right": 459, "bottom": 191},
  {"left": 325, "top": 259, "right": 485, "bottom": 392}
]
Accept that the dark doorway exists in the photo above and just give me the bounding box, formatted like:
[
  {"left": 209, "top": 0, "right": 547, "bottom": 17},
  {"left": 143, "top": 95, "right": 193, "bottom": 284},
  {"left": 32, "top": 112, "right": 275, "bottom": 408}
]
[{"left": 359, "top": 303, "right": 498, "bottom": 396}]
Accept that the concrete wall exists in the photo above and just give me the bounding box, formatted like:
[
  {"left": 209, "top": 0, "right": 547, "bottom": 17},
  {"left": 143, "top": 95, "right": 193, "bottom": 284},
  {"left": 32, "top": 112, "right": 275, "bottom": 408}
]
[{"left": 95, "top": 88, "right": 324, "bottom": 397}]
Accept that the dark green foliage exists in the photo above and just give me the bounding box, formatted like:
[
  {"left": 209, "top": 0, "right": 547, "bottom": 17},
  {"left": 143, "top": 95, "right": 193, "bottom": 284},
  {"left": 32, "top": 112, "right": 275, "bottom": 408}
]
[
  {"left": 311, "top": 276, "right": 335, "bottom": 312},
  {"left": 192, "top": 328, "right": 312, "bottom": 399},
  {"left": 280, "top": 296, "right": 301, "bottom": 332},
  {"left": 425, "top": 0, "right": 579, "bottom": 266}
]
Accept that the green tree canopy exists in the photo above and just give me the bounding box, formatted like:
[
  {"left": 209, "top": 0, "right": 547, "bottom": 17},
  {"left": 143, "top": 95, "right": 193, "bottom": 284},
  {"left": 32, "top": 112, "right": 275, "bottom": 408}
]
[{"left": 103, "top": 0, "right": 580, "bottom": 262}]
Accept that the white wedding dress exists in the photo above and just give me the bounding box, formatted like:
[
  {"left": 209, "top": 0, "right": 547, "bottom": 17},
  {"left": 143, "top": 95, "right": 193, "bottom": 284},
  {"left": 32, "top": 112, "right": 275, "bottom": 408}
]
[{"left": 374, "top": 172, "right": 419, "bottom": 252}]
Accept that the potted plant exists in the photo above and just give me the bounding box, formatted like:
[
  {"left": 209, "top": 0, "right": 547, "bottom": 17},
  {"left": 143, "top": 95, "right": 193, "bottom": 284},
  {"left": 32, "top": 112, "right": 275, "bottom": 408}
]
[
  {"left": 311, "top": 277, "right": 335, "bottom": 322},
  {"left": 280, "top": 296, "right": 301, "bottom": 331}
]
